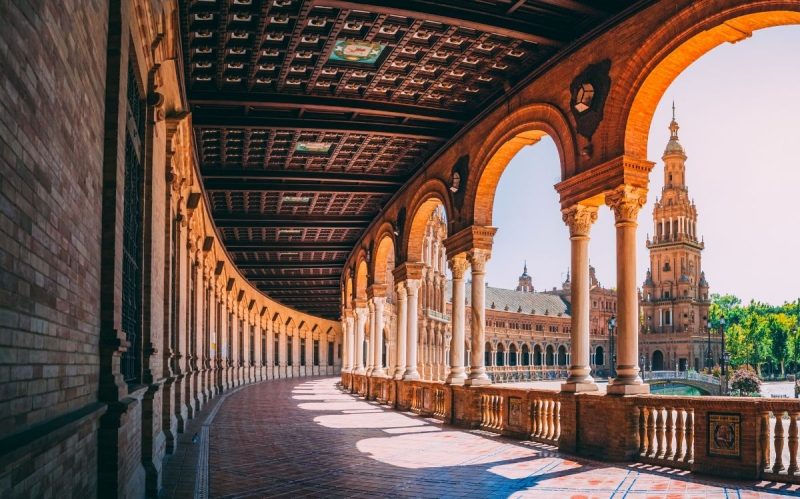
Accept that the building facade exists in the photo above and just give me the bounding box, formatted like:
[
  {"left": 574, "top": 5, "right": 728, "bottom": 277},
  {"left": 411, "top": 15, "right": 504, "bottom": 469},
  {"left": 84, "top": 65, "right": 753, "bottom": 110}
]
[{"left": 639, "top": 110, "right": 720, "bottom": 372}]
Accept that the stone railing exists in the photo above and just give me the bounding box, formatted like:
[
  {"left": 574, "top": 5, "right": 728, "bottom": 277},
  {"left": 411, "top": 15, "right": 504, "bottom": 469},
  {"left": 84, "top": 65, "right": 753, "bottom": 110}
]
[
  {"left": 634, "top": 398, "right": 695, "bottom": 470},
  {"left": 426, "top": 309, "right": 451, "bottom": 322},
  {"left": 760, "top": 400, "right": 800, "bottom": 483},
  {"left": 340, "top": 373, "right": 800, "bottom": 485},
  {"left": 487, "top": 365, "right": 568, "bottom": 383},
  {"left": 644, "top": 370, "right": 720, "bottom": 386}
]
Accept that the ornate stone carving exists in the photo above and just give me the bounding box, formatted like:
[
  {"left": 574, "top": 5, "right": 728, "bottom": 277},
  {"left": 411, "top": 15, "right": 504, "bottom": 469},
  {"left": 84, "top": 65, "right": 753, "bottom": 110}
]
[
  {"left": 605, "top": 185, "right": 648, "bottom": 223},
  {"left": 468, "top": 248, "right": 491, "bottom": 273},
  {"left": 561, "top": 204, "right": 598, "bottom": 237},
  {"left": 448, "top": 253, "right": 469, "bottom": 279}
]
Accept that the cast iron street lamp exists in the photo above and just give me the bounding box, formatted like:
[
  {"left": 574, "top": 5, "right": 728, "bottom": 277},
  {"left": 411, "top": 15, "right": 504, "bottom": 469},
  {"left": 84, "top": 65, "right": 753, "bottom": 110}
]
[
  {"left": 705, "top": 319, "right": 713, "bottom": 369},
  {"left": 719, "top": 318, "right": 727, "bottom": 376},
  {"left": 640, "top": 353, "right": 645, "bottom": 378},
  {"left": 608, "top": 315, "right": 616, "bottom": 378}
]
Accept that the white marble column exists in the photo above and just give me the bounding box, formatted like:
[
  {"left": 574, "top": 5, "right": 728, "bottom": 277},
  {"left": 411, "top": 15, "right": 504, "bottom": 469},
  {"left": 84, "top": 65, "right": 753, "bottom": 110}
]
[
  {"left": 394, "top": 281, "right": 407, "bottom": 380},
  {"left": 466, "top": 249, "right": 491, "bottom": 385},
  {"left": 561, "top": 204, "right": 599, "bottom": 392},
  {"left": 345, "top": 313, "right": 355, "bottom": 372},
  {"left": 366, "top": 300, "right": 375, "bottom": 375},
  {"left": 403, "top": 279, "right": 421, "bottom": 380},
  {"left": 372, "top": 296, "right": 386, "bottom": 377},
  {"left": 606, "top": 185, "right": 650, "bottom": 394},
  {"left": 354, "top": 306, "right": 367, "bottom": 374},
  {"left": 447, "top": 253, "right": 468, "bottom": 384}
]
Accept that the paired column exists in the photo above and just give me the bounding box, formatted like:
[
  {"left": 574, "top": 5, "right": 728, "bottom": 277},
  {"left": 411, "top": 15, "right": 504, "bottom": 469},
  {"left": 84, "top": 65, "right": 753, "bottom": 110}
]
[
  {"left": 371, "top": 295, "right": 386, "bottom": 377},
  {"left": 366, "top": 300, "right": 375, "bottom": 375},
  {"left": 466, "top": 249, "right": 491, "bottom": 385},
  {"left": 344, "top": 312, "right": 355, "bottom": 372},
  {"left": 561, "top": 204, "right": 599, "bottom": 392},
  {"left": 403, "top": 279, "right": 421, "bottom": 380},
  {"left": 446, "top": 254, "right": 469, "bottom": 384},
  {"left": 606, "top": 185, "right": 650, "bottom": 395},
  {"left": 394, "top": 281, "right": 407, "bottom": 380},
  {"left": 354, "top": 305, "right": 367, "bottom": 374}
]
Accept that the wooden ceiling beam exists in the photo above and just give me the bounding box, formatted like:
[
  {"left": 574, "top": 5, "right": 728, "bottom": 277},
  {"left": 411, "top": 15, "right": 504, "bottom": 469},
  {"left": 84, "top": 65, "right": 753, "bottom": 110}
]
[
  {"left": 202, "top": 168, "right": 405, "bottom": 187},
  {"left": 190, "top": 93, "right": 467, "bottom": 124},
  {"left": 247, "top": 275, "right": 341, "bottom": 282},
  {"left": 225, "top": 241, "right": 354, "bottom": 251},
  {"left": 213, "top": 215, "right": 371, "bottom": 229},
  {"left": 256, "top": 285, "right": 341, "bottom": 291},
  {"left": 532, "top": 0, "right": 608, "bottom": 17},
  {"left": 234, "top": 261, "right": 346, "bottom": 269},
  {"left": 311, "top": 0, "right": 566, "bottom": 46},
  {"left": 203, "top": 178, "right": 397, "bottom": 194},
  {"left": 192, "top": 112, "right": 451, "bottom": 141}
]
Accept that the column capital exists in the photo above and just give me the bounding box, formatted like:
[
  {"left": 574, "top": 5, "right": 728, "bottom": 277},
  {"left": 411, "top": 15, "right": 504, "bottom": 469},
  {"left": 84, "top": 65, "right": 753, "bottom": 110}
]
[
  {"left": 468, "top": 248, "right": 491, "bottom": 273},
  {"left": 405, "top": 278, "right": 422, "bottom": 293},
  {"left": 562, "top": 204, "right": 599, "bottom": 238},
  {"left": 448, "top": 253, "right": 470, "bottom": 279},
  {"left": 354, "top": 307, "right": 368, "bottom": 322},
  {"left": 370, "top": 295, "right": 386, "bottom": 307},
  {"left": 367, "top": 284, "right": 387, "bottom": 299},
  {"left": 395, "top": 280, "right": 407, "bottom": 296},
  {"left": 605, "top": 185, "right": 648, "bottom": 223}
]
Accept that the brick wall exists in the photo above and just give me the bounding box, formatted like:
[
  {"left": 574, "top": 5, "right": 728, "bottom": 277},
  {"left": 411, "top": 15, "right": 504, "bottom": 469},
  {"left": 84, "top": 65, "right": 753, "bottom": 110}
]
[{"left": 0, "top": 0, "right": 108, "bottom": 496}]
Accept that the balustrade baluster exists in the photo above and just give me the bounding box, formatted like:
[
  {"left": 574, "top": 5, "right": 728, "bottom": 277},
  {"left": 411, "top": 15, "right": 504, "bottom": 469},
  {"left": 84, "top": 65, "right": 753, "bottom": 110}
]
[
  {"left": 554, "top": 401, "right": 561, "bottom": 441},
  {"left": 539, "top": 400, "right": 548, "bottom": 439},
  {"left": 639, "top": 407, "right": 648, "bottom": 456},
  {"left": 676, "top": 409, "right": 686, "bottom": 462},
  {"left": 788, "top": 412, "right": 798, "bottom": 475},
  {"left": 546, "top": 400, "right": 555, "bottom": 441},
  {"left": 647, "top": 406, "right": 658, "bottom": 458},
  {"left": 665, "top": 407, "right": 675, "bottom": 460},
  {"left": 773, "top": 411, "right": 785, "bottom": 473},
  {"left": 687, "top": 410, "right": 695, "bottom": 463},
  {"left": 761, "top": 412, "right": 771, "bottom": 471},
  {"left": 531, "top": 399, "right": 539, "bottom": 437},
  {"left": 656, "top": 407, "right": 667, "bottom": 458}
]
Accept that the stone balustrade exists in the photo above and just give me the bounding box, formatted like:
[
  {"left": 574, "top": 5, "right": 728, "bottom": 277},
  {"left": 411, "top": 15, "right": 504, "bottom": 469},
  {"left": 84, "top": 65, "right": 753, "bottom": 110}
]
[{"left": 342, "top": 373, "right": 800, "bottom": 485}]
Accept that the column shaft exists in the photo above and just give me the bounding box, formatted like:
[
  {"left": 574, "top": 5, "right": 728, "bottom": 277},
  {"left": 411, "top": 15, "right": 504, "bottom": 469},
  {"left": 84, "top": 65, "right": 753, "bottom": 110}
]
[
  {"left": 467, "top": 250, "right": 491, "bottom": 385},
  {"left": 372, "top": 297, "right": 386, "bottom": 376},
  {"left": 403, "top": 280, "right": 421, "bottom": 380},
  {"left": 394, "top": 282, "right": 407, "bottom": 380},
  {"left": 447, "top": 254, "right": 468, "bottom": 384}
]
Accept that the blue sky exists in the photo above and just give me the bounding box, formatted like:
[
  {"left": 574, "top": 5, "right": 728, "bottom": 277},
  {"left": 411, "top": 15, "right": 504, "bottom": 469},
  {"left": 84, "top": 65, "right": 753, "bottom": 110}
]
[{"left": 482, "top": 25, "right": 800, "bottom": 305}]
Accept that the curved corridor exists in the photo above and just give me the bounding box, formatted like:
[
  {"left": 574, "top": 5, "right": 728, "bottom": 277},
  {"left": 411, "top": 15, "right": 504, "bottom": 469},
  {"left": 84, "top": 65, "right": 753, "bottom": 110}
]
[{"left": 161, "top": 378, "right": 798, "bottom": 498}]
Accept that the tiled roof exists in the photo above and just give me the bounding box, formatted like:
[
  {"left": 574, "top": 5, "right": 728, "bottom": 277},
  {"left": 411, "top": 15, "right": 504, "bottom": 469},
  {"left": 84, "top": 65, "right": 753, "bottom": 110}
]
[{"left": 446, "top": 281, "right": 570, "bottom": 318}]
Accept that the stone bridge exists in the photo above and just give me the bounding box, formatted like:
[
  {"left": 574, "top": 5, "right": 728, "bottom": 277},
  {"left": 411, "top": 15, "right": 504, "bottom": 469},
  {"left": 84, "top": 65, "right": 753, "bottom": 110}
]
[{"left": 644, "top": 371, "right": 722, "bottom": 395}]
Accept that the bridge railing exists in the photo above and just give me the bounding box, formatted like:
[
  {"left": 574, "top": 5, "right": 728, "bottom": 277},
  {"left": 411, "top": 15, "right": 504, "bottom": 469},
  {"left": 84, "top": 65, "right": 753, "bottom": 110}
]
[{"left": 643, "top": 370, "right": 720, "bottom": 386}]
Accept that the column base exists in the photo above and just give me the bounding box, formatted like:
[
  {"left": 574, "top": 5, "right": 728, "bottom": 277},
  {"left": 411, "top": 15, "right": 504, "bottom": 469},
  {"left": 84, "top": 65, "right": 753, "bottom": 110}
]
[
  {"left": 402, "top": 371, "right": 420, "bottom": 381},
  {"left": 446, "top": 375, "right": 467, "bottom": 386},
  {"left": 371, "top": 369, "right": 387, "bottom": 378},
  {"left": 393, "top": 371, "right": 405, "bottom": 380},
  {"left": 465, "top": 376, "right": 491, "bottom": 386},
  {"left": 560, "top": 381, "right": 599, "bottom": 393},
  {"left": 354, "top": 368, "right": 366, "bottom": 374},
  {"left": 606, "top": 381, "right": 650, "bottom": 395}
]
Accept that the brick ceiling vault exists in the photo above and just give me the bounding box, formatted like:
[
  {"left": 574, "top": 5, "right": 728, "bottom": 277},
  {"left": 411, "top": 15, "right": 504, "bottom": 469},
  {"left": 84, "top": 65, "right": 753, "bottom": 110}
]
[{"left": 178, "top": 0, "right": 632, "bottom": 319}]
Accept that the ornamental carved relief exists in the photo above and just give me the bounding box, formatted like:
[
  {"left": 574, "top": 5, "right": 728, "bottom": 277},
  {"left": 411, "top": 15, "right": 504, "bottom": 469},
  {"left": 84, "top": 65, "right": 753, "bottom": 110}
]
[
  {"left": 468, "top": 248, "right": 491, "bottom": 273},
  {"left": 605, "top": 185, "right": 648, "bottom": 222},
  {"left": 561, "top": 204, "right": 598, "bottom": 237},
  {"left": 449, "top": 253, "right": 469, "bottom": 279}
]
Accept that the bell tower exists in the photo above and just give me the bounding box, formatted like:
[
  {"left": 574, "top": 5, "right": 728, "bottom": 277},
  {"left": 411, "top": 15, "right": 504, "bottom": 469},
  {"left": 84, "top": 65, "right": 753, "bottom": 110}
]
[
  {"left": 516, "top": 261, "right": 534, "bottom": 293},
  {"left": 640, "top": 105, "right": 712, "bottom": 371}
]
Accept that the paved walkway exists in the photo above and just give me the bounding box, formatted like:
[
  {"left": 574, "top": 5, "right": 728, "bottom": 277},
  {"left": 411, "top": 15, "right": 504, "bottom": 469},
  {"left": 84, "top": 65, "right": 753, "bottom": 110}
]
[{"left": 162, "top": 377, "right": 799, "bottom": 498}]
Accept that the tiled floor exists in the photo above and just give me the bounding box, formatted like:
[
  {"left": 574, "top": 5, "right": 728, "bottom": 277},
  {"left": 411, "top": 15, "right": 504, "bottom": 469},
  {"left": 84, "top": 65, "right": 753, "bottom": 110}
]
[{"left": 162, "top": 377, "right": 800, "bottom": 498}]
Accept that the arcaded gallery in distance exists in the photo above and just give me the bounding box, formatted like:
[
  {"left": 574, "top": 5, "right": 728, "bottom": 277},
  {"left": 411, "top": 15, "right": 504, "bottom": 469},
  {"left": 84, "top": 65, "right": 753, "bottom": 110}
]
[{"left": 1, "top": 0, "right": 799, "bottom": 497}]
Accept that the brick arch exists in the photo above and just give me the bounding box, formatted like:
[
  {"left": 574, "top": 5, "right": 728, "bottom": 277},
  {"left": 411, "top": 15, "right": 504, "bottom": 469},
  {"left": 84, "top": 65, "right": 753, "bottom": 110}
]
[
  {"left": 403, "top": 179, "right": 452, "bottom": 264},
  {"left": 371, "top": 227, "right": 396, "bottom": 286},
  {"left": 469, "top": 103, "right": 576, "bottom": 227},
  {"left": 355, "top": 258, "right": 369, "bottom": 301},
  {"left": 611, "top": 3, "right": 800, "bottom": 159},
  {"left": 343, "top": 273, "right": 353, "bottom": 308}
]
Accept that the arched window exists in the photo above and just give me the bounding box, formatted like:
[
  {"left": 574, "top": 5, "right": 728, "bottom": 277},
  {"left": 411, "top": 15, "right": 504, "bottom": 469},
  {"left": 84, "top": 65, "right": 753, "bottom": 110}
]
[
  {"left": 595, "top": 346, "right": 604, "bottom": 366},
  {"left": 545, "top": 345, "right": 554, "bottom": 366},
  {"left": 557, "top": 345, "right": 567, "bottom": 366},
  {"left": 496, "top": 343, "right": 505, "bottom": 366},
  {"left": 484, "top": 341, "right": 492, "bottom": 366},
  {"left": 534, "top": 344, "right": 542, "bottom": 366},
  {"left": 652, "top": 350, "right": 664, "bottom": 371},
  {"left": 521, "top": 344, "right": 530, "bottom": 366},
  {"left": 509, "top": 344, "right": 518, "bottom": 366}
]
